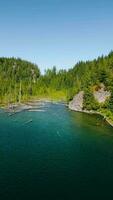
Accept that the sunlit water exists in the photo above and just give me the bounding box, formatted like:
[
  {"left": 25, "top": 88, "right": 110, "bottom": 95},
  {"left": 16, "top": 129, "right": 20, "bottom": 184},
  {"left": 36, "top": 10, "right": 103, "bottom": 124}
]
[{"left": 0, "top": 103, "right": 113, "bottom": 199}]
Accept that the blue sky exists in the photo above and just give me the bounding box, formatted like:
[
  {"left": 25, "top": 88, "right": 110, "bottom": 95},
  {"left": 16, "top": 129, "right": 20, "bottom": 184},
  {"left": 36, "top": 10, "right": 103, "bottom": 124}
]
[{"left": 0, "top": 0, "right": 113, "bottom": 72}]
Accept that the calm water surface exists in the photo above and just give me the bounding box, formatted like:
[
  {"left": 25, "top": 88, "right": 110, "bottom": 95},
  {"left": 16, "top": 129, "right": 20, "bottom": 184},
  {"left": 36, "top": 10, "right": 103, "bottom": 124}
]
[{"left": 0, "top": 103, "right": 113, "bottom": 199}]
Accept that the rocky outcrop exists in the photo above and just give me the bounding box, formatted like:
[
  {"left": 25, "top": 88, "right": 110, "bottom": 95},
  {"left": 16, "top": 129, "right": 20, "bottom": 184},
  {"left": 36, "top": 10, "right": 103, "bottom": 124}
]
[
  {"left": 69, "top": 84, "right": 110, "bottom": 112},
  {"left": 68, "top": 84, "right": 113, "bottom": 127},
  {"left": 69, "top": 91, "right": 84, "bottom": 111},
  {"left": 94, "top": 85, "right": 110, "bottom": 103}
]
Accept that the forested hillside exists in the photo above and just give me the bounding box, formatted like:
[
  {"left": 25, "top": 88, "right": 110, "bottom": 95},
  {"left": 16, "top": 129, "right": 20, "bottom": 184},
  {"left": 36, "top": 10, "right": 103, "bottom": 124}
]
[
  {"left": 0, "top": 58, "right": 40, "bottom": 104},
  {"left": 37, "top": 51, "right": 113, "bottom": 105},
  {"left": 0, "top": 51, "right": 113, "bottom": 121}
]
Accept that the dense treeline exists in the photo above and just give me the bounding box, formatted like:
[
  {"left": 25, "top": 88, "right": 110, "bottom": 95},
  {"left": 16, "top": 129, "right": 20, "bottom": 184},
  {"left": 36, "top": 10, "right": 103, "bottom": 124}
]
[
  {"left": 0, "top": 57, "right": 40, "bottom": 104},
  {"left": 0, "top": 52, "right": 113, "bottom": 120},
  {"left": 37, "top": 51, "right": 113, "bottom": 103}
]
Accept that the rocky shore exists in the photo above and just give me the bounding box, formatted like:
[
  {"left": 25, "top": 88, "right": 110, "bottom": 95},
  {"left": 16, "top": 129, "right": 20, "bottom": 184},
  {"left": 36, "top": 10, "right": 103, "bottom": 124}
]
[
  {"left": 1, "top": 99, "right": 67, "bottom": 114},
  {"left": 69, "top": 89, "right": 113, "bottom": 128}
]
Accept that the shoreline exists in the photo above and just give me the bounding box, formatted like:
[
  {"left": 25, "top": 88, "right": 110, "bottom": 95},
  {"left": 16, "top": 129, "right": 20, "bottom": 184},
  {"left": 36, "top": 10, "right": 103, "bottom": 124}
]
[
  {"left": 0, "top": 98, "right": 67, "bottom": 113},
  {"left": 1, "top": 99, "right": 113, "bottom": 128},
  {"left": 69, "top": 107, "right": 113, "bottom": 128}
]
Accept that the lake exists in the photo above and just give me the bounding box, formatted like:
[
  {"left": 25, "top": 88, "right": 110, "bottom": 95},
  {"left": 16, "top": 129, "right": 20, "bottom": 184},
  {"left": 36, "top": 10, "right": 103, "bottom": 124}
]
[{"left": 0, "top": 103, "right": 113, "bottom": 199}]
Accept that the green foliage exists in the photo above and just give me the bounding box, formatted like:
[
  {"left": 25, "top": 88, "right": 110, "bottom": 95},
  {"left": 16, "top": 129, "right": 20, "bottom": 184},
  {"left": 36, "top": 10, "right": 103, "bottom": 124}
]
[
  {"left": 0, "top": 57, "right": 40, "bottom": 104},
  {"left": 83, "top": 88, "right": 100, "bottom": 111},
  {"left": 108, "top": 90, "right": 113, "bottom": 111},
  {"left": 0, "top": 51, "right": 113, "bottom": 118}
]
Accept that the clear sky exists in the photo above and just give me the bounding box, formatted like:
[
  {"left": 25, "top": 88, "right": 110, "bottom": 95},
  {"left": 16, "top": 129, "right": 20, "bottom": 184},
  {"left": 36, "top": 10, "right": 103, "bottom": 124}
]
[{"left": 0, "top": 0, "right": 113, "bottom": 72}]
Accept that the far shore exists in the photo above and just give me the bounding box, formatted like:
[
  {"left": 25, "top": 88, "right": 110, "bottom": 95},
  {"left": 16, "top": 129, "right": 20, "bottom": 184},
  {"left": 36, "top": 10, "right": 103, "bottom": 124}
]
[
  {"left": 0, "top": 99, "right": 113, "bottom": 128},
  {"left": 0, "top": 98, "right": 67, "bottom": 113}
]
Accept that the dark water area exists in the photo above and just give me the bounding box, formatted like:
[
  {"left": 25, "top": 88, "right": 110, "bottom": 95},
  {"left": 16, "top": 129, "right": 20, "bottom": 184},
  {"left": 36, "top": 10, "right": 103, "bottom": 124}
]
[{"left": 0, "top": 103, "right": 113, "bottom": 199}]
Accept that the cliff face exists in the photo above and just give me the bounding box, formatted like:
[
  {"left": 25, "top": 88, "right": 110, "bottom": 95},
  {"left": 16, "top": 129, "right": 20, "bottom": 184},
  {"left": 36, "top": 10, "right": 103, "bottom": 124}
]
[
  {"left": 68, "top": 87, "right": 113, "bottom": 127},
  {"left": 69, "top": 91, "right": 84, "bottom": 111},
  {"left": 94, "top": 85, "right": 110, "bottom": 103},
  {"left": 69, "top": 84, "right": 110, "bottom": 112}
]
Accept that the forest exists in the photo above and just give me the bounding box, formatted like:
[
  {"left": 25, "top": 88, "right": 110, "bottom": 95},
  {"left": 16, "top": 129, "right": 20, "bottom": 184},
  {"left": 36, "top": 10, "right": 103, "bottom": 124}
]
[{"left": 0, "top": 51, "right": 113, "bottom": 121}]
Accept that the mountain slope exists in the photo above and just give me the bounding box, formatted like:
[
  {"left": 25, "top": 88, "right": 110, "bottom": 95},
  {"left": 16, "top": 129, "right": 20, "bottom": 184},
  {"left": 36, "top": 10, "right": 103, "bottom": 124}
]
[
  {"left": 0, "top": 52, "right": 113, "bottom": 125},
  {"left": 0, "top": 57, "right": 40, "bottom": 104},
  {"left": 68, "top": 52, "right": 113, "bottom": 125}
]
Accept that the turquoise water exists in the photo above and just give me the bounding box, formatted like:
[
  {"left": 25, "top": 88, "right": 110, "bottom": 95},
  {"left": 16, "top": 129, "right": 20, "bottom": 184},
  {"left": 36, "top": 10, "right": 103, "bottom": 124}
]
[{"left": 0, "top": 103, "right": 113, "bottom": 199}]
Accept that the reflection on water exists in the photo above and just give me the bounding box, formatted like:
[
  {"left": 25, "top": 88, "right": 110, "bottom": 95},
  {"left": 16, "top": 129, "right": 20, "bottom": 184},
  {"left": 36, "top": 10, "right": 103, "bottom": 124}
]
[{"left": 0, "top": 103, "right": 113, "bottom": 200}]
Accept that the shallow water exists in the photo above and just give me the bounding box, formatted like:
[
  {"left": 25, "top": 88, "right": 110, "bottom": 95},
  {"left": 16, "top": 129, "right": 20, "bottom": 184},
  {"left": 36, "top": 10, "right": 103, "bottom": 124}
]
[{"left": 0, "top": 103, "right": 113, "bottom": 199}]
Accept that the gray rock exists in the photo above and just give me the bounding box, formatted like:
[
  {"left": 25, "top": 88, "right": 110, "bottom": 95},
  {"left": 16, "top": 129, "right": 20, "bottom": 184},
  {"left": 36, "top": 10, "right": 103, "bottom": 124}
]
[
  {"left": 94, "top": 86, "right": 110, "bottom": 103},
  {"left": 69, "top": 91, "right": 84, "bottom": 111}
]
